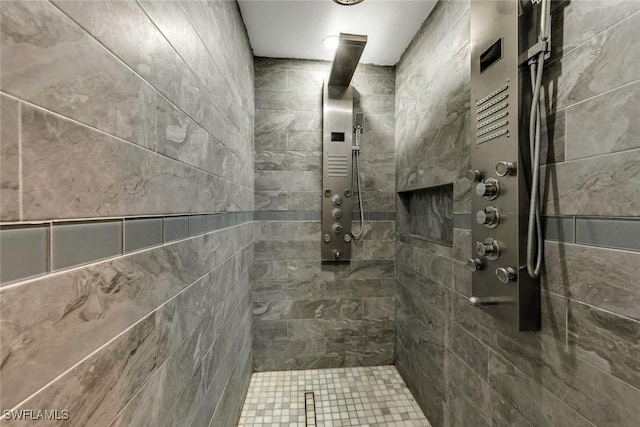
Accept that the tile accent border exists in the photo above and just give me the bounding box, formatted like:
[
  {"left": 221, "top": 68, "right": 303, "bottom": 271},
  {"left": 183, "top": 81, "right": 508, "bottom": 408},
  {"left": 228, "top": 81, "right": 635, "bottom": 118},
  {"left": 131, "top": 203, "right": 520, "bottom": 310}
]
[
  {"left": 0, "top": 211, "right": 254, "bottom": 286},
  {"left": 454, "top": 214, "right": 640, "bottom": 252},
  {"left": 254, "top": 211, "right": 396, "bottom": 221}
]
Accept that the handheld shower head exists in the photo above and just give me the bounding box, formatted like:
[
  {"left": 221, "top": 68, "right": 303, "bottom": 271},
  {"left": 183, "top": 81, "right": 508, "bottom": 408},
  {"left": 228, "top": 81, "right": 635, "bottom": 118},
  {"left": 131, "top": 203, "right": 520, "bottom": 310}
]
[{"left": 354, "top": 112, "right": 364, "bottom": 131}]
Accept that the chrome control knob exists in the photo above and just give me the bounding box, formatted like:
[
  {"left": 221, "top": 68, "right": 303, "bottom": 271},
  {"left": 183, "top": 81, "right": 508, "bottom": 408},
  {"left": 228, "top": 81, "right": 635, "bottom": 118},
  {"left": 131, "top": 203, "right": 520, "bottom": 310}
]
[
  {"left": 332, "top": 223, "right": 343, "bottom": 234},
  {"left": 476, "top": 238, "right": 499, "bottom": 261},
  {"left": 475, "top": 178, "right": 499, "bottom": 200},
  {"left": 465, "top": 258, "right": 482, "bottom": 272},
  {"left": 331, "top": 194, "right": 343, "bottom": 206},
  {"left": 343, "top": 234, "right": 352, "bottom": 243},
  {"left": 465, "top": 170, "right": 481, "bottom": 183},
  {"left": 332, "top": 208, "right": 343, "bottom": 219},
  {"left": 476, "top": 206, "right": 500, "bottom": 229},
  {"left": 469, "top": 296, "right": 499, "bottom": 306},
  {"left": 323, "top": 234, "right": 331, "bottom": 243},
  {"left": 495, "top": 161, "right": 515, "bottom": 177},
  {"left": 495, "top": 267, "right": 516, "bottom": 283}
]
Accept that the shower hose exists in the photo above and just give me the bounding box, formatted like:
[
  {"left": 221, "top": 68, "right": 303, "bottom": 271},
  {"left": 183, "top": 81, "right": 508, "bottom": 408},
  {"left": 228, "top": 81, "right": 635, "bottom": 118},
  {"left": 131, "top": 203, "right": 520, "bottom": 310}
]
[
  {"left": 526, "top": 29, "right": 548, "bottom": 278},
  {"left": 351, "top": 129, "right": 365, "bottom": 240}
]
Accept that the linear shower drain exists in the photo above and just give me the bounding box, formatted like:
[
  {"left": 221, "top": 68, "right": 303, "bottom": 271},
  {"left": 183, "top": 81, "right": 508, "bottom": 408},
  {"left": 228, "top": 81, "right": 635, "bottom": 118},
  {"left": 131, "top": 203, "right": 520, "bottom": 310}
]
[{"left": 304, "top": 391, "right": 316, "bottom": 426}]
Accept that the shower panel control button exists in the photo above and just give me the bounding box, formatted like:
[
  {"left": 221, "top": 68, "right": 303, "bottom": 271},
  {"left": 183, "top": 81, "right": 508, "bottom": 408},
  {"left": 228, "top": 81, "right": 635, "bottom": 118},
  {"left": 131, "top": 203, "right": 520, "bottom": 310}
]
[
  {"left": 476, "top": 178, "right": 499, "bottom": 200},
  {"left": 324, "top": 189, "right": 332, "bottom": 197},
  {"left": 495, "top": 267, "right": 516, "bottom": 283},
  {"left": 344, "top": 189, "right": 352, "bottom": 197},
  {"left": 495, "top": 161, "right": 515, "bottom": 176},
  {"left": 331, "top": 194, "right": 343, "bottom": 206},
  {"left": 476, "top": 238, "right": 500, "bottom": 261},
  {"left": 334, "top": 250, "right": 341, "bottom": 259},
  {"left": 323, "top": 234, "right": 331, "bottom": 243},
  {"left": 466, "top": 258, "right": 482, "bottom": 272},
  {"left": 343, "top": 234, "right": 352, "bottom": 243},
  {"left": 332, "top": 223, "right": 343, "bottom": 234},
  {"left": 465, "top": 170, "right": 481, "bottom": 183},
  {"left": 332, "top": 208, "right": 343, "bottom": 219},
  {"left": 476, "top": 206, "right": 500, "bottom": 228}
]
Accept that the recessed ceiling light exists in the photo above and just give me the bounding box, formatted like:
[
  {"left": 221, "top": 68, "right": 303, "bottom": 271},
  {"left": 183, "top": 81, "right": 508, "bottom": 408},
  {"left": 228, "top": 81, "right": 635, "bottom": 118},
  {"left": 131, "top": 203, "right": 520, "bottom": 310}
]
[
  {"left": 321, "top": 35, "right": 339, "bottom": 51},
  {"left": 333, "top": 0, "right": 365, "bottom": 5}
]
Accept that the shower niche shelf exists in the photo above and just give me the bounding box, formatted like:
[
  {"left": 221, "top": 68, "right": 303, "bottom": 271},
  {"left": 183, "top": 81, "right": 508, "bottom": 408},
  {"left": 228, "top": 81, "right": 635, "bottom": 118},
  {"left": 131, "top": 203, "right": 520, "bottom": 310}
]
[{"left": 398, "top": 184, "right": 453, "bottom": 247}]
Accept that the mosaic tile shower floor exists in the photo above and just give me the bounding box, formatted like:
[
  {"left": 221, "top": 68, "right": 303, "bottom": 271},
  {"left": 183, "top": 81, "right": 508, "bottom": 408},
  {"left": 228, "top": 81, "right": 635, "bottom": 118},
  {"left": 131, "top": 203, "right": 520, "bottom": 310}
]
[{"left": 238, "top": 365, "right": 431, "bottom": 427}]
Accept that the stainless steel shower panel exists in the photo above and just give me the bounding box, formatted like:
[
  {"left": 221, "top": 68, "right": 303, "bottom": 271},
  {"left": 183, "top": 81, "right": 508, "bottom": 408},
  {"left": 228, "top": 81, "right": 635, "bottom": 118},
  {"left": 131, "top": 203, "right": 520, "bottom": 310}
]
[
  {"left": 322, "top": 84, "right": 354, "bottom": 261},
  {"left": 468, "top": 0, "right": 540, "bottom": 330}
]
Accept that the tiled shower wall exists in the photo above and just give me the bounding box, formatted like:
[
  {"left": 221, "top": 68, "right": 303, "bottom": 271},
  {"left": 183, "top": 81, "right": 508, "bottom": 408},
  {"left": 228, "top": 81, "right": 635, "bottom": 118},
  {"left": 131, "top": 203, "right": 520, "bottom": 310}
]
[
  {"left": 0, "top": 1, "right": 254, "bottom": 426},
  {"left": 252, "top": 58, "right": 397, "bottom": 370},
  {"left": 395, "top": 1, "right": 640, "bottom": 426}
]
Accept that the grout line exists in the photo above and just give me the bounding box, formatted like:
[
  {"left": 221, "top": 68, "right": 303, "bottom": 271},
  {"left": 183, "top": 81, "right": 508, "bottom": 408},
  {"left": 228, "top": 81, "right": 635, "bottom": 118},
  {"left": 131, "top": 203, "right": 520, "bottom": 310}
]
[
  {"left": 135, "top": 0, "right": 244, "bottom": 145},
  {"left": 17, "top": 101, "right": 23, "bottom": 221},
  {"left": 48, "top": 0, "right": 248, "bottom": 157},
  {"left": 561, "top": 76, "right": 640, "bottom": 112},
  {"left": 3, "top": 241, "right": 251, "bottom": 420},
  {"left": 551, "top": 9, "right": 640, "bottom": 65},
  {"left": 0, "top": 91, "right": 251, "bottom": 192},
  {"left": 107, "top": 255, "right": 252, "bottom": 427}
]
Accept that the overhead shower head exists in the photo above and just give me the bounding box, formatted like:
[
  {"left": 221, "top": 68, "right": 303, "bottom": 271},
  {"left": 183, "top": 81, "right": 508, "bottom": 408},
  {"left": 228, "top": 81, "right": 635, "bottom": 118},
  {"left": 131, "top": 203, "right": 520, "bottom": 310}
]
[{"left": 333, "top": 0, "right": 365, "bottom": 5}]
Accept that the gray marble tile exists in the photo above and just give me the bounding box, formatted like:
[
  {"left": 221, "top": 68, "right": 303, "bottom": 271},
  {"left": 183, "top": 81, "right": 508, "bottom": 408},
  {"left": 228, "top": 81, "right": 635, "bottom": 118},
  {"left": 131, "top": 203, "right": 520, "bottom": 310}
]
[
  {"left": 253, "top": 280, "right": 326, "bottom": 301},
  {"left": 0, "top": 226, "right": 247, "bottom": 409},
  {"left": 363, "top": 297, "right": 395, "bottom": 318},
  {"left": 255, "top": 109, "right": 321, "bottom": 132},
  {"left": 566, "top": 81, "right": 640, "bottom": 160},
  {"left": 544, "top": 242, "right": 640, "bottom": 321},
  {"left": 254, "top": 191, "right": 288, "bottom": 211},
  {"left": 487, "top": 351, "right": 597, "bottom": 427},
  {"left": 286, "top": 70, "right": 325, "bottom": 92},
  {"left": 254, "top": 221, "right": 320, "bottom": 242},
  {"left": 254, "top": 170, "right": 321, "bottom": 192},
  {"left": 567, "top": 299, "right": 640, "bottom": 389},
  {"left": 5, "top": 312, "right": 160, "bottom": 427},
  {"left": 255, "top": 130, "right": 287, "bottom": 151},
  {"left": 255, "top": 90, "right": 321, "bottom": 112},
  {"left": 254, "top": 68, "right": 287, "bottom": 91},
  {"left": 287, "top": 298, "right": 363, "bottom": 320},
  {"left": 546, "top": 11, "right": 640, "bottom": 110},
  {"left": 253, "top": 339, "right": 325, "bottom": 359},
  {"left": 354, "top": 94, "right": 395, "bottom": 115},
  {"left": 542, "top": 148, "right": 640, "bottom": 217},
  {"left": 2, "top": 1, "right": 156, "bottom": 150},
  {"left": 254, "top": 241, "right": 318, "bottom": 261},
  {"left": 287, "top": 130, "right": 322, "bottom": 151},
  {"left": 137, "top": 0, "right": 244, "bottom": 133},
  {"left": 550, "top": 0, "right": 640, "bottom": 57},
  {"left": 287, "top": 191, "right": 322, "bottom": 211},
  {"left": 254, "top": 149, "right": 322, "bottom": 171},
  {"left": 254, "top": 57, "right": 331, "bottom": 73},
  {"left": 253, "top": 320, "right": 288, "bottom": 341},
  {"left": 0, "top": 95, "right": 19, "bottom": 221},
  {"left": 156, "top": 97, "right": 234, "bottom": 180},
  {"left": 20, "top": 105, "right": 233, "bottom": 219},
  {"left": 446, "top": 323, "right": 489, "bottom": 380}
]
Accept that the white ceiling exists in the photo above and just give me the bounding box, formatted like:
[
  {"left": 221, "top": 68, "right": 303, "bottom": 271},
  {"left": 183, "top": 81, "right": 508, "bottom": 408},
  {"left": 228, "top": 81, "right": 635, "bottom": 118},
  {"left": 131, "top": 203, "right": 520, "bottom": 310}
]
[{"left": 237, "top": 0, "right": 437, "bottom": 66}]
